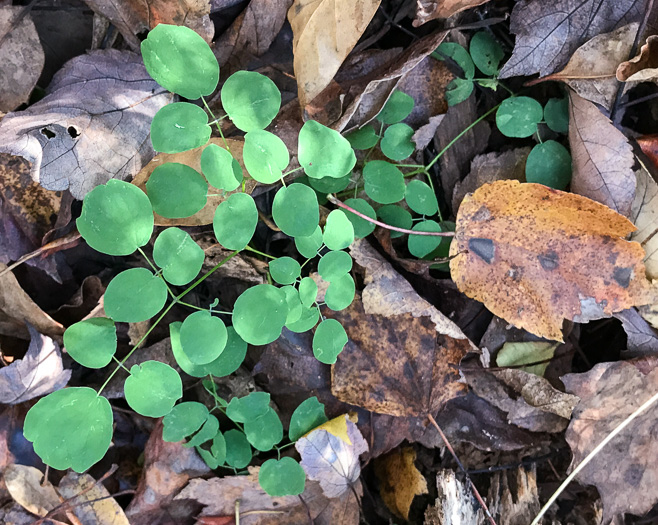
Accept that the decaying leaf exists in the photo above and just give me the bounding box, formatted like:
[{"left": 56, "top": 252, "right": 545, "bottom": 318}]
[
  {"left": 569, "top": 90, "right": 636, "bottom": 217},
  {"left": 0, "top": 49, "right": 170, "bottom": 199},
  {"left": 413, "top": 0, "right": 491, "bottom": 27},
  {"left": 374, "top": 447, "right": 428, "bottom": 520},
  {"left": 500, "top": 0, "right": 644, "bottom": 79},
  {"left": 58, "top": 472, "right": 130, "bottom": 525},
  {"left": 615, "top": 308, "right": 658, "bottom": 357},
  {"left": 450, "top": 180, "right": 654, "bottom": 341},
  {"left": 4, "top": 464, "right": 60, "bottom": 517},
  {"left": 617, "top": 34, "right": 658, "bottom": 84},
  {"left": 637, "top": 134, "right": 658, "bottom": 173},
  {"left": 496, "top": 341, "right": 558, "bottom": 377},
  {"left": 631, "top": 163, "right": 658, "bottom": 280},
  {"left": 563, "top": 357, "right": 658, "bottom": 522}
]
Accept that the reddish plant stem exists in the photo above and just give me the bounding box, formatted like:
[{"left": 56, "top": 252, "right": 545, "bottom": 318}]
[{"left": 327, "top": 195, "right": 455, "bottom": 237}]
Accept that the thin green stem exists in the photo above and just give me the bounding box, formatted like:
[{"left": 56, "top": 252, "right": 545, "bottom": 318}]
[
  {"left": 176, "top": 300, "right": 206, "bottom": 312},
  {"left": 244, "top": 245, "right": 277, "bottom": 260},
  {"left": 202, "top": 96, "right": 231, "bottom": 152},
  {"left": 137, "top": 247, "right": 177, "bottom": 300},
  {"left": 282, "top": 166, "right": 304, "bottom": 177},
  {"left": 395, "top": 164, "right": 425, "bottom": 168}
]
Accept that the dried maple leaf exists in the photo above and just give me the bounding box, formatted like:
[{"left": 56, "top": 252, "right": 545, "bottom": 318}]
[{"left": 449, "top": 180, "right": 654, "bottom": 341}]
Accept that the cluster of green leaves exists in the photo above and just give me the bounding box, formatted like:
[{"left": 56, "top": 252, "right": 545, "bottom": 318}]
[{"left": 434, "top": 32, "right": 572, "bottom": 191}]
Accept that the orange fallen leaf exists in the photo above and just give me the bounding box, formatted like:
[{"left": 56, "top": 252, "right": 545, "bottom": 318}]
[
  {"left": 450, "top": 180, "right": 654, "bottom": 341},
  {"left": 374, "top": 447, "right": 428, "bottom": 520}
]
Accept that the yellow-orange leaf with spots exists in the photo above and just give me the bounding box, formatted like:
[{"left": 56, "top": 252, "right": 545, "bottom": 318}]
[{"left": 450, "top": 180, "right": 654, "bottom": 341}]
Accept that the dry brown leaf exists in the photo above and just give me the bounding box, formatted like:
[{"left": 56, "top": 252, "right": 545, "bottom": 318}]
[
  {"left": 615, "top": 308, "right": 658, "bottom": 357},
  {"left": 631, "top": 163, "right": 658, "bottom": 280},
  {"left": 617, "top": 34, "right": 658, "bottom": 83},
  {"left": 412, "top": 0, "right": 490, "bottom": 27},
  {"left": 450, "top": 180, "right": 654, "bottom": 341},
  {"left": 4, "top": 465, "right": 60, "bottom": 517},
  {"left": 412, "top": 114, "right": 445, "bottom": 151},
  {"left": 373, "top": 447, "right": 428, "bottom": 520},
  {"left": 563, "top": 357, "right": 658, "bottom": 522},
  {"left": 58, "top": 472, "right": 130, "bottom": 525},
  {"left": 637, "top": 134, "right": 658, "bottom": 173},
  {"left": 0, "top": 7, "right": 44, "bottom": 112},
  {"left": 569, "top": 90, "right": 636, "bottom": 217},
  {"left": 288, "top": 0, "right": 381, "bottom": 110}
]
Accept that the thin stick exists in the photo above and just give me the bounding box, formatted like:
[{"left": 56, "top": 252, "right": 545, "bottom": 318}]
[{"left": 427, "top": 414, "right": 497, "bottom": 525}]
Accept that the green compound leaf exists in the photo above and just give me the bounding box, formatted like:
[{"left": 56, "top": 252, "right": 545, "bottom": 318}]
[
  {"left": 244, "top": 407, "right": 283, "bottom": 451},
  {"left": 200, "top": 144, "right": 243, "bottom": 191},
  {"left": 151, "top": 102, "right": 211, "bottom": 153},
  {"left": 269, "top": 257, "right": 301, "bottom": 285},
  {"left": 124, "top": 360, "right": 182, "bottom": 417},
  {"left": 282, "top": 286, "right": 303, "bottom": 324},
  {"left": 153, "top": 227, "right": 204, "bottom": 286},
  {"left": 380, "top": 123, "right": 416, "bottom": 161},
  {"left": 224, "top": 429, "right": 252, "bottom": 468},
  {"left": 469, "top": 31, "right": 504, "bottom": 76},
  {"left": 227, "top": 392, "right": 271, "bottom": 423},
  {"left": 272, "top": 183, "right": 319, "bottom": 237},
  {"left": 221, "top": 71, "right": 281, "bottom": 132},
  {"left": 346, "top": 125, "right": 379, "bottom": 149},
  {"left": 544, "top": 97, "right": 569, "bottom": 134},
  {"left": 146, "top": 162, "right": 207, "bottom": 218},
  {"left": 405, "top": 179, "right": 439, "bottom": 216},
  {"left": 289, "top": 397, "right": 327, "bottom": 441},
  {"left": 298, "top": 276, "right": 318, "bottom": 307},
  {"left": 197, "top": 430, "right": 227, "bottom": 468},
  {"left": 295, "top": 225, "right": 323, "bottom": 258},
  {"left": 525, "top": 141, "right": 572, "bottom": 190},
  {"left": 243, "top": 130, "right": 289, "bottom": 184},
  {"left": 141, "top": 24, "right": 219, "bottom": 100},
  {"left": 24, "top": 387, "right": 113, "bottom": 473},
  {"left": 408, "top": 220, "right": 442, "bottom": 258},
  {"left": 185, "top": 414, "right": 219, "bottom": 447},
  {"left": 376, "top": 91, "right": 415, "bottom": 124},
  {"left": 323, "top": 210, "right": 354, "bottom": 251},
  {"left": 308, "top": 174, "right": 351, "bottom": 194},
  {"left": 496, "top": 96, "right": 543, "bottom": 138},
  {"left": 313, "top": 318, "right": 348, "bottom": 364},
  {"left": 104, "top": 268, "right": 168, "bottom": 323},
  {"left": 445, "top": 78, "right": 474, "bottom": 106},
  {"left": 377, "top": 204, "right": 412, "bottom": 239},
  {"left": 298, "top": 120, "right": 356, "bottom": 179},
  {"left": 324, "top": 273, "right": 355, "bottom": 312},
  {"left": 363, "top": 161, "right": 406, "bottom": 204},
  {"left": 233, "top": 284, "right": 288, "bottom": 345},
  {"left": 435, "top": 42, "right": 475, "bottom": 79},
  {"left": 77, "top": 179, "right": 153, "bottom": 256},
  {"left": 180, "top": 310, "right": 228, "bottom": 365},
  {"left": 343, "top": 198, "right": 376, "bottom": 238},
  {"left": 286, "top": 305, "right": 320, "bottom": 332},
  {"left": 318, "top": 251, "right": 352, "bottom": 282},
  {"left": 259, "top": 457, "right": 306, "bottom": 496},
  {"left": 63, "top": 318, "right": 116, "bottom": 369},
  {"left": 162, "top": 401, "right": 209, "bottom": 442},
  {"left": 213, "top": 192, "right": 258, "bottom": 250}
]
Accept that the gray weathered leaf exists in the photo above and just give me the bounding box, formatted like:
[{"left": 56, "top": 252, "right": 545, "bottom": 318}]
[{"left": 0, "top": 49, "right": 170, "bottom": 199}]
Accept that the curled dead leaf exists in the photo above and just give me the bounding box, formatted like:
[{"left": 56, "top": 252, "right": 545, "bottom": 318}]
[{"left": 617, "top": 34, "right": 658, "bottom": 84}]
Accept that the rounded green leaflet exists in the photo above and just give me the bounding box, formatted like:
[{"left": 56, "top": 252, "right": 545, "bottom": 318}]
[
  {"left": 469, "top": 31, "right": 504, "bottom": 76},
  {"left": 298, "top": 277, "right": 318, "bottom": 308},
  {"left": 269, "top": 256, "right": 301, "bottom": 285},
  {"left": 185, "top": 414, "right": 219, "bottom": 447},
  {"left": 272, "top": 183, "right": 319, "bottom": 237},
  {"left": 104, "top": 268, "right": 168, "bottom": 323},
  {"left": 346, "top": 124, "right": 379, "bottom": 149},
  {"left": 377, "top": 204, "right": 412, "bottom": 239},
  {"left": 435, "top": 42, "right": 475, "bottom": 79},
  {"left": 259, "top": 457, "right": 306, "bottom": 496},
  {"left": 232, "top": 284, "right": 288, "bottom": 345},
  {"left": 318, "top": 251, "right": 353, "bottom": 282},
  {"left": 124, "top": 360, "right": 182, "bottom": 417},
  {"left": 298, "top": 120, "right": 356, "bottom": 179},
  {"left": 496, "top": 96, "right": 543, "bottom": 138},
  {"left": 141, "top": 24, "right": 219, "bottom": 100},
  {"left": 376, "top": 90, "right": 415, "bottom": 124},
  {"left": 77, "top": 179, "right": 153, "bottom": 256},
  {"left": 363, "top": 161, "right": 406, "bottom": 204},
  {"left": 308, "top": 174, "right": 351, "bottom": 194},
  {"left": 429, "top": 221, "right": 455, "bottom": 270},
  {"left": 213, "top": 192, "right": 258, "bottom": 250},
  {"left": 286, "top": 305, "right": 320, "bottom": 332},
  {"left": 146, "top": 162, "right": 207, "bottom": 218},
  {"left": 289, "top": 397, "right": 327, "bottom": 441},
  {"left": 197, "top": 431, "right": 227, "bottom": 468},
  {"left": 405, "top": 179, "right": 438, "bottom": 216},
  {"left": 63, "top": 318, "right": 116, "bottom": 369},
  {"left": 24, "top": 387, "right": 113, "bottom": 473},
  {"left": 408, "top": 220, "right": 442, "bottom": 258},
  {"left": 227, "top": 392, "right": 271, "bottom": 423},
  {"left": 295, "top": 225, "right": 323, "bottom": 258},
  {"left": 221, "top": 71, "right": 281, "bottom": 132},
  {"left": 170, "top": 321, "right": 209, "bottom": 377},
  {"left": 244, "top": 407, "right": 283, "bottom": 451},
  {"left": 150, "top": 103, "right": 211, "bottom": 153},
  {"left": 343, "top": 198, "right": 376, "bottom": 238},
  {"left": 224, "top": 429, "right": 252, "bottom": 468},
  {"left": 380, "top": 123, "right": 415, "bottom": 161},
  {"left": 153, "top": 227, "right": 204, "bottom": 285},
  {"left": 282, "top": 285, "right": 303, "bottom": 324},
  {"left": 162, "top": 401, "right": 209, "bottom": 442},
  {"left": 325, "top": 273, "right": 355, "bottom": 311},
  {"left": 525, "top": 141, "right": 572, "bottom": 190},
  {"left": 323, "top": 210, "right": 354, "bottom": 250},
  {"left": 180, "top": 310, "right": 228, "bottom": 364},
  {"left": 445, "top": 77, "right": 474, "bottom": 106},
  {"left": 243, "top": 130, "right": 289, "bottom": 183},
  {"left": 200, "top": 144, "right": 243, "bottom": 191},
  {"left": 313, "top": 319, "right": 348, "bottom": 364},
  {"left": 544, "top": 97, "right": 569, "bottom": 134},
  {"left": 205, "top": 327, "right": 248, "bottom": 377}
]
